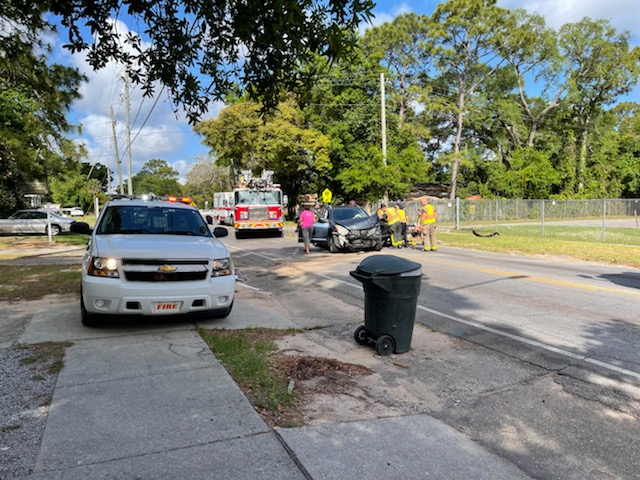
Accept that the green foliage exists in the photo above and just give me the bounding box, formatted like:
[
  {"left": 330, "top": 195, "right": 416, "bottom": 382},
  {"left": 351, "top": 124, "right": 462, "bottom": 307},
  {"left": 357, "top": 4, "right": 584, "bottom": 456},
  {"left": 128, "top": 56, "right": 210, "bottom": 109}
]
[
  {"left": 0, "top": 2, "right": 86, "bottom": 216},
  {"left": 499, "top": 148, "right": 560, "bottom": 198},
  {"left": 48, "top": 0, "right": 374, "bottom": 123},
  {"left": 132, "top": 159, "right": 183, "bottom": 196},
  {"left": 49, "top": 173, "right": 96, "bottom": 210}
]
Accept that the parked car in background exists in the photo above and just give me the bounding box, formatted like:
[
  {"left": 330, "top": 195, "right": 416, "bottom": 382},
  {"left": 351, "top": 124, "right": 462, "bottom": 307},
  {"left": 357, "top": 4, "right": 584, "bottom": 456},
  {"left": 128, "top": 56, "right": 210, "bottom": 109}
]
[
  {"left": 70, "top": 195, "right": 235, "bottom": 327},
  {"left": 61, "top": 207, "right": 85, "bottom": 217},
  {"left": 0, "top": 209, "right": 76, "bottom": 236},
  {"left": 299, "top": 205, "right": 389, "bottom": 253}
]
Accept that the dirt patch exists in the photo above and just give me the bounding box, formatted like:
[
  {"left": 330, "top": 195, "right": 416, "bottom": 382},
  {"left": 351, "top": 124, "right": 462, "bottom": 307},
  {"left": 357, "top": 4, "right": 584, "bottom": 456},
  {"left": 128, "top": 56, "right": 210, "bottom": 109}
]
[{"left": 257, "top": 354, "right": 374, "bottom": 428}]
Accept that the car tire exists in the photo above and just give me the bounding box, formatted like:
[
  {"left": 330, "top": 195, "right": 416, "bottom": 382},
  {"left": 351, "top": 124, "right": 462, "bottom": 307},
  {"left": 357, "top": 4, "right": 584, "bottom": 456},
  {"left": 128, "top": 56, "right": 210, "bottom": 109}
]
[
  {"left": 328, "top": 235, "right": 339, "bottom": 253},
  {"left": 47, "top": 224, "right": 62, "bottom": 236},
  {"left": 80, "top": 292, "right": 99, "bottom": 327},
  {"left": 374, "top": 240, "right": 384, "bottom": 251}
]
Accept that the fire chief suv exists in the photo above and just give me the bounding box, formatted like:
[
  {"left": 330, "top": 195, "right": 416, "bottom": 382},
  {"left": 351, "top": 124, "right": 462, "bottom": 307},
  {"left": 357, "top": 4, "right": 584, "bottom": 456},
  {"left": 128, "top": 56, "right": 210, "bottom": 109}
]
[{"left": 71, "top": 195, "right": 235, "bottom": 327}]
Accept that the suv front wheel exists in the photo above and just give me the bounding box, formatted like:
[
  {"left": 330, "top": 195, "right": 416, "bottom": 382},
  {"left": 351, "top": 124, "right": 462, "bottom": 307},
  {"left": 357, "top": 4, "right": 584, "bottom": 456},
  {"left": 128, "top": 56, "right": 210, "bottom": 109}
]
[
  {"left": 80, "top": 289, "right": 99, "bottom": 327},
  {"left": 210, "top": 301, "right": 233, "bottom": 319}
]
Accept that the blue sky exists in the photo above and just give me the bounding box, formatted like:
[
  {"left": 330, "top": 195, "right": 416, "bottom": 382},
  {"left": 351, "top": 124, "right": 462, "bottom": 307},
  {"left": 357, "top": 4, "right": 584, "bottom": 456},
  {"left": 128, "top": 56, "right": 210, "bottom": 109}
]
[{"left": 54, "top": 0, "right": 640, "bottom": 186}]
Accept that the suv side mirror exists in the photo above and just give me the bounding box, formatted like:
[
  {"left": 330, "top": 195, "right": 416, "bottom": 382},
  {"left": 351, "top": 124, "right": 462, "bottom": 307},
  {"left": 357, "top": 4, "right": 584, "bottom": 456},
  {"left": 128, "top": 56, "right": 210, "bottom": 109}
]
[{"left": 213, "top": 226, "right": 228, "bottom": 238}]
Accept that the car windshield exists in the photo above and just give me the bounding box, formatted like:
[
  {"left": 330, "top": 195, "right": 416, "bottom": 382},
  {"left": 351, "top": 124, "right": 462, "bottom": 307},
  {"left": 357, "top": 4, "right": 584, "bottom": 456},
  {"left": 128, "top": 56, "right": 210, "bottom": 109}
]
[
  {"left": 97, "top": 206, "right": 211, "bottom": 236},
  {"left": 235, "top": 190, "right": 281, "bottom": 205},
  {"left": 331, "top": 207, "right": 369, "bottom": 222}
]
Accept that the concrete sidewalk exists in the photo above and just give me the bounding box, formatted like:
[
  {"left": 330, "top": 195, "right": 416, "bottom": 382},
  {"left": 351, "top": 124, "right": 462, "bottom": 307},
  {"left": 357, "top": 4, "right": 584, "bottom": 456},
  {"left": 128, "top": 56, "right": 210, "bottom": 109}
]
[{"left": 14, "top": 298, "right": 532, "bottom": 480}]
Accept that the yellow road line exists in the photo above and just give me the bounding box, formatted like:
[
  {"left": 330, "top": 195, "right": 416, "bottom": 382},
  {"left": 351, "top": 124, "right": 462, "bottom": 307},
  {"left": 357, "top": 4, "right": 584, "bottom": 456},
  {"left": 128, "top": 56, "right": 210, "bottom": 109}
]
[{"left": 421, "top": 257, "right": 640, "bottom": 297}]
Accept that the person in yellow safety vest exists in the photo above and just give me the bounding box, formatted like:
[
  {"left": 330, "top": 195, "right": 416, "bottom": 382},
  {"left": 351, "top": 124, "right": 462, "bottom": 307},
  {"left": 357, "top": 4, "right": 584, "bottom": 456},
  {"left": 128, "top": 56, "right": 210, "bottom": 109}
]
[
  {"left": 384, "top": 204, "right": 403, "bottom": 248},
  {"left": 395, "top": 201, "right": 408, "bottom": 248},
  {"left": 377, "top": 204, "right": 387, "bottom": 220},
  {"left": 417, "top": 197, "right": 438, "bottom": 251}
]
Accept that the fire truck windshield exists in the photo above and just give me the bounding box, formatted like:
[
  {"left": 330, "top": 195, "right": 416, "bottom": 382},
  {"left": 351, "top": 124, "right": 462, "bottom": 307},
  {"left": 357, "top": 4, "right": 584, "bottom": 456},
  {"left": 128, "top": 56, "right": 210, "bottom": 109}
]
[{"left": 235, "top": 190, "right": 281, "bottom": 205}]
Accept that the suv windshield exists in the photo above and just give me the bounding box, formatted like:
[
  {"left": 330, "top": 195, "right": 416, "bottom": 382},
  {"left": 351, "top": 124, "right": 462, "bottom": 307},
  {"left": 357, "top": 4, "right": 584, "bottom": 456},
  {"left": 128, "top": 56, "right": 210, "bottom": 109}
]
[
  {"left": 235, "top": 190, "right": 282, "bottom": 205},
  {"left": 331, "top": 207, "right": 369, "bottom": 222},
  {"left": 97, "top": 206, "right": 211, "bottom": 236}
]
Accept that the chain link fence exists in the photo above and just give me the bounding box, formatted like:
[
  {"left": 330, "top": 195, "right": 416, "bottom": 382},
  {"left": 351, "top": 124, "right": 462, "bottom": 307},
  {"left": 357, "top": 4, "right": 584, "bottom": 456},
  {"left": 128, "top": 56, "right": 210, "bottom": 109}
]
[{"left": 396, "top": 198, "right": 640, "bottom": 246}]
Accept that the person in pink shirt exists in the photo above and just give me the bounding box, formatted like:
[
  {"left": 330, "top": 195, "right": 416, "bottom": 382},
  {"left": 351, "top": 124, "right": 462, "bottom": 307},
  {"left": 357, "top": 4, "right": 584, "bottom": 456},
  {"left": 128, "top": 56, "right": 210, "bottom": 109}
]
[{"left": 298, "top": 204, "right": 316, "bottom": 255}]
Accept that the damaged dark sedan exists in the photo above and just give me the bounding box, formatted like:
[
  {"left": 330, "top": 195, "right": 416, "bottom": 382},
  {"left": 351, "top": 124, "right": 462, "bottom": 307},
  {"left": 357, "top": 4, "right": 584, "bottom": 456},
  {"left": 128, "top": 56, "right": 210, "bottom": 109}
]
[{"left": 299, "top": 205, "right": 389, "bottom": 253}]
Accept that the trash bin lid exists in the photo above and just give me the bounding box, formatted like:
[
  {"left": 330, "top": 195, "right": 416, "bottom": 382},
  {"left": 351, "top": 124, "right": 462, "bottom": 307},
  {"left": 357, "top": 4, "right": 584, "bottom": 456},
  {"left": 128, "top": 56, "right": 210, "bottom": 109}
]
[{"left": 355, "top": 255, "right": 422, "bottom": 276}]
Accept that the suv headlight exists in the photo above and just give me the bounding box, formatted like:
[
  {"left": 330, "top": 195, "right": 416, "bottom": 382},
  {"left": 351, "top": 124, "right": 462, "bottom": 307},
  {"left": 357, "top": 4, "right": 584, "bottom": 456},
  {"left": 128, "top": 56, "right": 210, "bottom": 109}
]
[
  {"left": 88, "top": 257, "right": 119, "bottom": 278},
  {"left": 211, "top": 258, "right": 233, "bottom": 277}
]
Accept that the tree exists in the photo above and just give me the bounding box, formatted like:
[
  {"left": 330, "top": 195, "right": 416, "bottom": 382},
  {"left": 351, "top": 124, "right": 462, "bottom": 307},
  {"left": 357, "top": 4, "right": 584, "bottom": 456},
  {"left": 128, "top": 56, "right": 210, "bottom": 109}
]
[
  {"left": 363, "top": 13, "right": 434, "bottom": 126},
  {"left": 194, "top": 101, "right": 263, "bottom": 184},
  {"left": 49, "top": 173, "right": 101, "bottom": 209},
  {"left": 300, "top": 46, "right": 429, "bottom": 204},
  {"left": 558, "top": 19, "right": 640, "bottom": 194},
  {"left": 0, "top": 2, "right": 85, "bottom": 214},
  {"left": 184, "top": 155, "right": 233, "bottom": 207},
  {"left": 432, "top": 0, "right": 510, "bottom": 199},
  {"left": 131, "top": 159, "right": 182, "bottom": 196},
  {"left": 0, "top": 2, "right": 86, "bottom": 215},
  {"left": 499, "top": 10, "right": 563, "bottom": 150},
  {"left": 258, "top": 100, "right": 332, "bottom": 213},
  {"left": 80, "top": 162, "right": 111, "bottom": 192},
  {"left": 196, "top": 98, "right": 331, "bottom": 214},
  {"left": 46, "top": 0, "right": 374, "bottom": 123}
]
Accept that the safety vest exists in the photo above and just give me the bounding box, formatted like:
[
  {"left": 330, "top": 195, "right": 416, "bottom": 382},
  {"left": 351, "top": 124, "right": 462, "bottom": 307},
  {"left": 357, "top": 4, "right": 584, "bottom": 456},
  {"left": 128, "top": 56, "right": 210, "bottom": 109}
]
[
  {"left": 385, "top": 206, "right": 400, "bottom": 225},
  {"left": 419, "top": 204, "right": 437, "bottom": 224},
  {"left": 397, "top": 208, "right": 407, "bottom": 223}
]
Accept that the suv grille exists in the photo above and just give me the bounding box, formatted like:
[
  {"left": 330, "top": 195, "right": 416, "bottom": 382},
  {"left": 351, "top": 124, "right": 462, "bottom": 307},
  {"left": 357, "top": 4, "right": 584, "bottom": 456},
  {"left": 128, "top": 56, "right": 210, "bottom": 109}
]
[
  {"left": 125, "top": 271, "right": 207, "bottom": 282},
  {"left": 121, "top": 258, "right": 209, "bottom": 282}
]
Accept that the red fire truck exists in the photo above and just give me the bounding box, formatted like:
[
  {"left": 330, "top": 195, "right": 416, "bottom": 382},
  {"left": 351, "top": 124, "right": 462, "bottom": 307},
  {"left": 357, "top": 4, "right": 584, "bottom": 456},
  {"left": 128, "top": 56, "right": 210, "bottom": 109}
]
[{"left": 233, "top": 170, "right": 285, "bottom": 239}]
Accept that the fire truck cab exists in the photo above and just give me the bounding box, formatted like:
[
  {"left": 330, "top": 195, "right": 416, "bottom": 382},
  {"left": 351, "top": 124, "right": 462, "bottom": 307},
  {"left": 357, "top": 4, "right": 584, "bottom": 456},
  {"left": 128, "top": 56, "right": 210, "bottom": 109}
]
[{"left": 233, "top": 170, "right": 284, "bottom": 239}]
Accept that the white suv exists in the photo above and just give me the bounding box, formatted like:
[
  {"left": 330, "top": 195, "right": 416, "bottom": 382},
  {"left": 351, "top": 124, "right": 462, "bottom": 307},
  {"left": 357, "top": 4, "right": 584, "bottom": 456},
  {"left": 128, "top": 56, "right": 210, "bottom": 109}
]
[{"left": 71, "top": 196, "right": 235, "bottom": 327}]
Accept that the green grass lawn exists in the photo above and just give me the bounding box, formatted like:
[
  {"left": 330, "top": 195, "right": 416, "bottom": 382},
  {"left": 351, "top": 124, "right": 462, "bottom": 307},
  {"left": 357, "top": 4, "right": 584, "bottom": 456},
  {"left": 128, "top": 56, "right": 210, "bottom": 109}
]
[{"left": 439, "top": 227, "right": 640, "bottom": 268}]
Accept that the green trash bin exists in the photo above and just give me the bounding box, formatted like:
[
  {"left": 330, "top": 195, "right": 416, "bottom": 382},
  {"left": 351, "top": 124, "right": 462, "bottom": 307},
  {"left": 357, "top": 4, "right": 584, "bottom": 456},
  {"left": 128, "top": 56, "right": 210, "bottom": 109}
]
[{"left": 350, "top": 255, "right": 422, "bottom": 356}]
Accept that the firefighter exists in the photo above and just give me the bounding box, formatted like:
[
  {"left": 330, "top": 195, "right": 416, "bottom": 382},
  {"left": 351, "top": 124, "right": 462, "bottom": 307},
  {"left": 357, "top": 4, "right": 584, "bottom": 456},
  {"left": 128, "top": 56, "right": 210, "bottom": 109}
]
[
  {"left": 396, "top": 201, "right": 408, "bottom": 247},
  {"left": 377, "top": 204, "right": 387, "bottom": 220},
  {"left": 417, "top": 197, "right": 438, "bottom": 251},
  {"left": 384, "top": 204, "right": 403, "bottom": 248}
]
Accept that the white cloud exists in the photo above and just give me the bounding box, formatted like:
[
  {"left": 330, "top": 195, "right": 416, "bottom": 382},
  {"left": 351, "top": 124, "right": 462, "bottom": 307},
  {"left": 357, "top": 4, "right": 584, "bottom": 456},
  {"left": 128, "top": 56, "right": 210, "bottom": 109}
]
[
  {"left": 60, "top": 18, "right": 214, "bottom": 186},
  {"left": 361, "top": 2, "right": 415, "bottom": 34},
  {"left": 498, "top": 0, "right": 640, "bottom": 36}
]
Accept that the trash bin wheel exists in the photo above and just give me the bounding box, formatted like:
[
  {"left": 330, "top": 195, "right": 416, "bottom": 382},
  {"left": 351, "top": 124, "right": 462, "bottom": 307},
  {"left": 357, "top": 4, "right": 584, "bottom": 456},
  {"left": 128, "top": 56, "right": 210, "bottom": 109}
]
[
  {"left": 375, "top": 335, "right": 395, "bottom": 356},
  {"left": 354, "top": 326, "right": 369, "bottom": 345}
]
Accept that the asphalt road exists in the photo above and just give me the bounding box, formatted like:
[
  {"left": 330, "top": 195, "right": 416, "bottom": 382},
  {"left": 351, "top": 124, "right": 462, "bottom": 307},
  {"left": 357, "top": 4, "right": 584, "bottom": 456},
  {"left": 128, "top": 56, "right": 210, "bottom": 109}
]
[
  {"left": 234, "top": 230, "right": 640, "bottom": 380},
  {"left": 227, "top": 229, "right": 640, "bottom": 479}
]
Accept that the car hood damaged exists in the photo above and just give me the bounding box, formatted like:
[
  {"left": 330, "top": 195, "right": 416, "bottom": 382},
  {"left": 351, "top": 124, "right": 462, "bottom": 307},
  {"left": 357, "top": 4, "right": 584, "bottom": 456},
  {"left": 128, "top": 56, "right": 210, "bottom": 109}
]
[{"left": 335, "top": 214, "right": 380, "bottom": 230}]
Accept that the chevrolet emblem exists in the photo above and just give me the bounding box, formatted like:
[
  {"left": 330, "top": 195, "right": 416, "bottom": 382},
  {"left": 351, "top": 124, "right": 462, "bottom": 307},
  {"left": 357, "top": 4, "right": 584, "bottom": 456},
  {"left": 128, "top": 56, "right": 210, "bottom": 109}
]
[{"left": 158, "top": 265, "right": 177, "bottom": 273}]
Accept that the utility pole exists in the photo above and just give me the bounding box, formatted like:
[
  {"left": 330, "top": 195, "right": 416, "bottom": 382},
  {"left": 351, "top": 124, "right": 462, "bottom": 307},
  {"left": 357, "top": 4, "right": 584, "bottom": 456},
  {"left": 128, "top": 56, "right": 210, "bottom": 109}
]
[
  {"left": 109, "top": 106, "right": 124, "bottom": 194},
  {"left": 123, "top": 72, "right": 133, "bottom": 195},
  {"left": 380, "top": 73, "right": 388, "bottom": 204}
]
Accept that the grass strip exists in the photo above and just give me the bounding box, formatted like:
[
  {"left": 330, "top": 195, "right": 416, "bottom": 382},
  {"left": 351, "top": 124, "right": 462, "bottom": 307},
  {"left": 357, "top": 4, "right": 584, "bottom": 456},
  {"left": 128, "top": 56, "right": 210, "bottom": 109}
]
[
  {"left": 198, "top": 328, "right": 298, "bottom": 411},
  {"left": 0, "top": 265, "right": 81, "bottom": 301}
]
